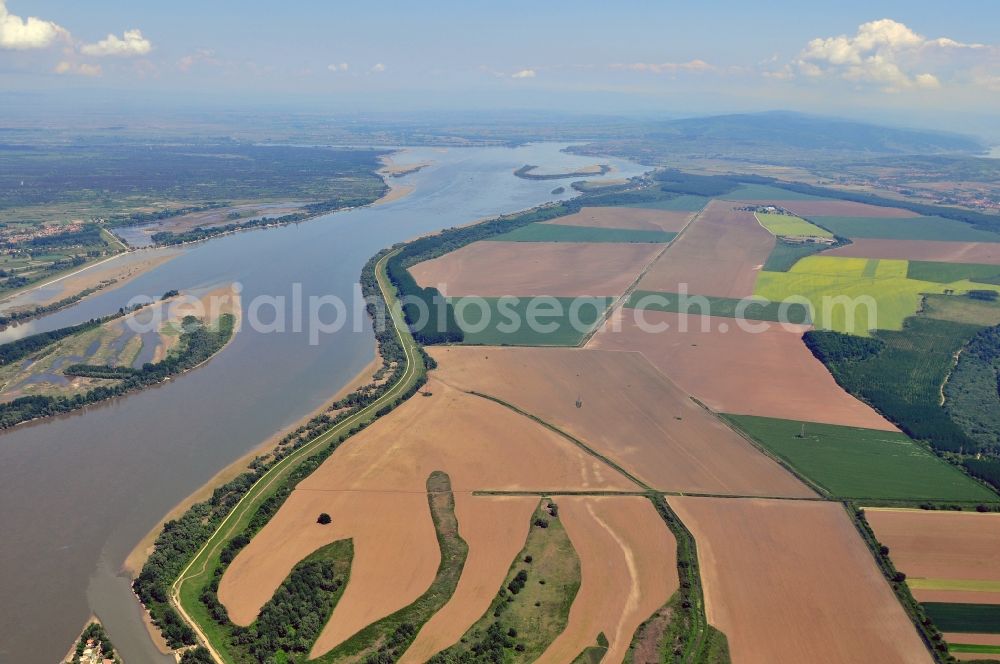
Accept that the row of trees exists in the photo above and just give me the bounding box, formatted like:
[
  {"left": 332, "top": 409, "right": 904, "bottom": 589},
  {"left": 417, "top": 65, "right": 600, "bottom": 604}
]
[{"left": 150, "top": 197, "right": 376, "bottom": 246}]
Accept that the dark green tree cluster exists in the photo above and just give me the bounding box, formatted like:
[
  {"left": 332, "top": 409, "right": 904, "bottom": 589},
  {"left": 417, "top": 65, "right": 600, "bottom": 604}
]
[
  {"left": 179, "top": 647, "right": 215, "bottom": 664},
  {"left": 804, "top": 321, "right": 981, "bottom": 454},
  {"left": 0, "top": 318, "right": 104, "bottom": 365},
  {"left": 21, "top": 223, "right": 104, "bottom": 249},
  {"left": 652, "top": 169, "right": 765, "bottom": 197}
]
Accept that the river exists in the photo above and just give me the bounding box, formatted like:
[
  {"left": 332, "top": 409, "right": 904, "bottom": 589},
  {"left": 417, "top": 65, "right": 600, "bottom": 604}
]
[{"left": 0, "top": 143, "right": 644, "bottom": 663}]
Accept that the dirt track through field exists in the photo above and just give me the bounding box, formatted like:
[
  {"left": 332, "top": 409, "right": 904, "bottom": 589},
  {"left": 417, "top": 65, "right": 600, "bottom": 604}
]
[
  {"left": 431, "top": 346, "right": 814, "bottom": 497},
  {"left": 399, "top": 495, "right": 539, "bottom": 663},
  {"left": 587, "top": 310, "right": 895, "bottom": 430},
  {"left": 410, "top": 241, "right": 662, "bottom": 297},
  {"left": 636, "top": 200, "right": 775, "bottom": 298},
  {"left": 670, "top": 497, "right": 934, "bottom": 664},
  {"left": 538, "top": 496, "right": 677, "bottom": 664},
  {"left": 824, "top": 239, "right": 1000, "bottom": 264},
  {"left": 866, "top": 508, "right": 1000, "bottom": 605},
  {"left": 544, "top": 207, "right": 693, "bottom": 232}
]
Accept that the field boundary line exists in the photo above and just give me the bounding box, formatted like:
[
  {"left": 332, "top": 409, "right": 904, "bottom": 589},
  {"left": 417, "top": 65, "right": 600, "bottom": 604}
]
[
  {"left": 167, "top": 248, "right": 422, "bottom": 664},
  {"left": 577, "top": 202, "right": 708, "bottom": 349},
  {"left": 691, "top": 399, "right": 826, "bottom": 499},
  {"left": 465, "top": 390, "right": 650, "bottom": 490}
]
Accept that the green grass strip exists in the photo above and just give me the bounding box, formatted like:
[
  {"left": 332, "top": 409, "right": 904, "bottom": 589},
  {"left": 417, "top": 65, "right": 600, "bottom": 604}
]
[
  {"left": 626, "top": 290, "right": 811, "bottom": 325},
  {"left": 950, "top": 643, "right": 1000, "bottom": 654},
  {"left": 490, "top": 223, "right": 676, "bottom": 243}
]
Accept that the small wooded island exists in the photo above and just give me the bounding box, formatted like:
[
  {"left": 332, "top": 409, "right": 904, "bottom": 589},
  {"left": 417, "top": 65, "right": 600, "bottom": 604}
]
[{"left": 514, "top": 163, "right": 612, "bottom": 180}]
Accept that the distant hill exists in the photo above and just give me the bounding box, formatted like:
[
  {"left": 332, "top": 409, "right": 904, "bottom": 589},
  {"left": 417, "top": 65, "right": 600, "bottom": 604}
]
[
  {"left": 658, "top": 112, "right": 984, "bottom": 154},
  {"left": 570, "top": 111, "right": 987, "bottom": 165}
]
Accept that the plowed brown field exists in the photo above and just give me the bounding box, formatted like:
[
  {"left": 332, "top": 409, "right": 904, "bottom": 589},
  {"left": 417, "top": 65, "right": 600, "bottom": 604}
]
[
  {"left": 400, "top": 495, "right": 539, "bottom": 663},
  {"left": 824, "top": 239, "right": 1000, "bottom": 264},
  {"left": 539, "top": 496, "right": 677, "bottom": 664},
  {"left": 410, "top": 241, "right": 662, "bottom": 297},
  {"left": 777, "top": 200, "right": 919, "bottom": 218},
  {"left": 543, "top": 207, "right": 693, "bottom": 232},
  {"left": 637, "top": 200, "right": 774, "bottom": 298},
  {"left": 219, "top": 379, "right": 639, "bottom": 656},
  {"left": 430, "top": 346, "right": 814, "bottom": 497},
  {"left": 670, "top": 497, "right": 934, "bottom": 664},
  {"left": 866, "top": 508, "right": 1000, "bottom": 605},
  {"left": 587, "top": 310, "right": 894, "bottom": 430}
]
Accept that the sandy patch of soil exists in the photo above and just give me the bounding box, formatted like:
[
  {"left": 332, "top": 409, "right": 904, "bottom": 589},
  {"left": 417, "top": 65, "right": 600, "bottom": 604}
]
[
  {"left": 431, "top": 346, "right": 814, "bottom": 497},
  {"left": 410, "top": 241, "right": 662, "bottom": 297},
  {"left": 637, "top": 200, "right": 775, "bottom": 298},
  {"left": 670, "top": 497, "right": 934, "bottom": 664}
]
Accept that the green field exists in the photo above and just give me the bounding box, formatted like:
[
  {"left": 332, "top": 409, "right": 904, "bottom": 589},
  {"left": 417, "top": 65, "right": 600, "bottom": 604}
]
[
  {"left": 909, "top": 579, "right": 1000, "bottom": 593},
  {"left": 450, "top": 296, "right": 614, "bottom": 346},
  {"left": 725, "top": 415, "right": 997, "bottom": 501},
  {"left": 490, "top": 223, "right": 675, "bottom": 243},
  {"left": 622, "top": 194, "right": 709, "bottom": 212},
  {"left": 907, "top": 260, "right": 1000, "bottom": 284},
  {"left": 626, "top": 290, "right": 810, "bottom": 324},
  {"left": 754, "top": 256, "right": 1000, "bottom": 335},
  {"left": 720, "top": 184, "right": 826, "bottom": 201},
  {"left": 949, "top": 643, "right": 1000, "bottom": 655},
  {"left": 755, "top": 212, "right": 833, "bottom": 238},
  {"left": 762, "top": 239, "right": 833, "bottom": 272},
  {"left": 922, "top": 294, "right": 1000, "bottom": 326},
  {"left": 924, "top": 603, "right": 1000, "bottom": 634},
  {"left": 808, "top": 216, "right": 1000, "bottom": 242}
]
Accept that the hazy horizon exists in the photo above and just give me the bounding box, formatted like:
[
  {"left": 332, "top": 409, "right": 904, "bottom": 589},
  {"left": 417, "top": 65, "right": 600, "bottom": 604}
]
[{"left": 1, "top": 1, "right": 998, "bottom": 138}]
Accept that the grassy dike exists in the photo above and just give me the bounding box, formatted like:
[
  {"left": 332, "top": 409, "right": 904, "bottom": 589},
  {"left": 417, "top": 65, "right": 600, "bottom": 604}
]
[{"left": 167, "top": 246, "right": 427, "bottom": 662}]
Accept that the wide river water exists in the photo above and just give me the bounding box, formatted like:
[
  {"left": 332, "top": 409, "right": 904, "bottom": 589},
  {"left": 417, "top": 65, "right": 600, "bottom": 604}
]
[{"left": 0, "top": 144, "right": 644, "bottom": 663}]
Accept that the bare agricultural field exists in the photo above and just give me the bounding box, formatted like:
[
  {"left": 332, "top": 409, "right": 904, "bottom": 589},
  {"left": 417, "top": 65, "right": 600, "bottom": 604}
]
[
  {"left": 825, "top": 239, "right": 1000, "bottom": 265},
  {"left": 778, "top": 199, "right": 920, "bottom": 218},
  {"left": 220, "top": 379, "right": 639, "bottom": 655},
  {"left": 538, "top": 496, "right": 677, "bottom": 664},
  {"left": 670, "top": 497, "right": 934, "bottom": 664},
  {"left": 866, "top": 508, "right": 1000, "bottom": 605},
  {"left": 430, "top": 346, "right": 814, "bottom": 497},
  {"left": 400, "top": 495, "right": 538, "bottom": 663},
  {"left": 587, "top": 309, "right": 894, "bottom": 430},
  {"left": 544, "top": 206, "right": 693, "bottom": 232},
  {"left": 637, "top": 200, "right": 774, "bottom": 298},
  {"left": 410, "top": 241, "right": 662, "bottom": 297}
]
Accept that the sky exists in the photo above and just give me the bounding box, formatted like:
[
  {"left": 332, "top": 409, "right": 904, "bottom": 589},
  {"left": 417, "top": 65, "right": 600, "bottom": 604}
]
[{"left": 1, "top": 1, "right": 999, "bottom": 133}]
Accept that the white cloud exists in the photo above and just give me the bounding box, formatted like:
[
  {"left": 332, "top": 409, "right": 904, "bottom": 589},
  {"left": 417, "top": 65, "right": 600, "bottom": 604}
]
[
  {"left": 796, "top": 18, "right": 987, "bottom": 92},
  {"left": 0, "top": 0, "right": 68, "bottom": 49},
  {"left": 511, "top": 68, "right": 536, "bottom": 78},
  {"left": 610, "top": 59, "right": 715, "bottom": 74},
  {"left": 54, "top": 60, "right": 101, "bottom": 77},
  {"left": 328, "top": 62, "right": 349, "bottom": 72},
  {"left": 370, "top": 62, "right": 386, "bottom": 73},
  {"left": 81, "top": 28, "right": 151, "bottom": 57}
]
